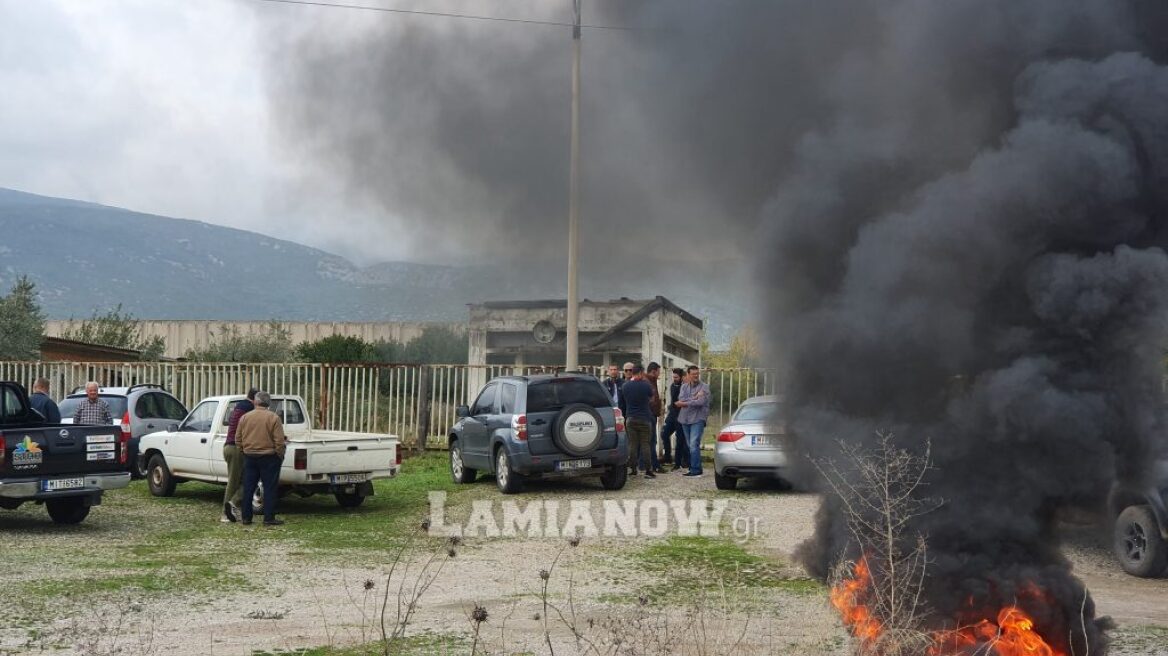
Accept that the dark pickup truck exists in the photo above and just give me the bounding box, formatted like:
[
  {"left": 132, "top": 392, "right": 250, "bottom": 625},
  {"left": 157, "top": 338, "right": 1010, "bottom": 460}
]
[
  {"left": 1110, "top": 457, "right": 1168, "bottom": 577},
  {"left": 0, "top": 381, "right": 130, "bottom": 524}
]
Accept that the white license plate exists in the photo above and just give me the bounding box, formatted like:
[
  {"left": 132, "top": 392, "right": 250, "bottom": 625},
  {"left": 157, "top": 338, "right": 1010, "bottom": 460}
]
[
  {"left": 556, "top": 458, "right": 592, "bottom": 471},
  {"left": 751, "top": 435, "right": 772, "bottom": 446},
  {"left": 331, "top": 473, "right": 367, "bottom": 484},
  {"left": 42, "top": 477, "right": 85, "bottom": 492}
]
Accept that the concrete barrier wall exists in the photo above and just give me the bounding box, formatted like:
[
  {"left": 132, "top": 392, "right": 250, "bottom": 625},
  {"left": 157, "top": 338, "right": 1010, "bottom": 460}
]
[{"left": 45, "top": 320, "right": 465, "bottom": 359}]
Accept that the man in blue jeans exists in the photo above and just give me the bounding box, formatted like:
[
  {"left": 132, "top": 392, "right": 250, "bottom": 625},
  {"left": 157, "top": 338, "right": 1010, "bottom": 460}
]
[
  {"left": 236, "top": 391, "right": 287, "bottom": 526},
  {"left": 676, "top": 365, "right": 710, "bottom": 477}
]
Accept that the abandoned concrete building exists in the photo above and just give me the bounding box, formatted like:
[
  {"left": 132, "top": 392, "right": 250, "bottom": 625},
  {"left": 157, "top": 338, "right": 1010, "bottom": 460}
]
[{"left": 467, "top": 296, "right": 703, "bottom": 375}]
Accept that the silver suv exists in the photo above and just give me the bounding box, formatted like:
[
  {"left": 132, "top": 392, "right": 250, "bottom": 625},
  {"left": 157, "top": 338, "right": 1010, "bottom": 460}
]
[
  {"left": 59, "top": 384, "right": 189, "bottom": 478},
  {"left": 449, "top": 374, "right": 629, "bottom": 493}
]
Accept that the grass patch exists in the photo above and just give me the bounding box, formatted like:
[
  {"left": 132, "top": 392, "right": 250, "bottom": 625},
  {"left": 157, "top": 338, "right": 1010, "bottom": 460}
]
[
  {"left": 614, "top": 535, "right": 822, "bottom": 607},
  {"left": 1110, "top": 624, "right": 1168, "bottom": 654}
]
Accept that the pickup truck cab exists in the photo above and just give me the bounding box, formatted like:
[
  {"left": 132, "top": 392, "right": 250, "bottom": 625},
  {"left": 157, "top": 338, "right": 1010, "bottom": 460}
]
[
  {"left": 139, "top": 394, "right": 400, "bottom": 508},
  {"left": 0, "top": 381, "right": 131, "bottom": 524}
]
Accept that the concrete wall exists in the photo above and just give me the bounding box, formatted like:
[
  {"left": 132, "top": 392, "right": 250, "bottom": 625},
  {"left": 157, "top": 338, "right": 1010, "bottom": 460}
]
[{"left": 45, "top": 320, "right": 464, "bottom": 359}]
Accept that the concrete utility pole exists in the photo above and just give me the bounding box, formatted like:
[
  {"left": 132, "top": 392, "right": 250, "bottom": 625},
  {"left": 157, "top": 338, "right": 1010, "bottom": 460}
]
[{"left": 565, "top": 0, "right": 582, "bottom": 370}]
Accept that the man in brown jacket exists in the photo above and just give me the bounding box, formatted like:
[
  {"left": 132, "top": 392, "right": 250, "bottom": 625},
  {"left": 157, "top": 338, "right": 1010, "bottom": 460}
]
[{"left": 237, "top": 391, "right": 287, "bottom": 526}]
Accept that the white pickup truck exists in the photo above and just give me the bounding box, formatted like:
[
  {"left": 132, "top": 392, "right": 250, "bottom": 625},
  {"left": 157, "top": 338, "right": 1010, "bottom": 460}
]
[{"left": 138, "top": 394, "right": 400, "bottom": 508}]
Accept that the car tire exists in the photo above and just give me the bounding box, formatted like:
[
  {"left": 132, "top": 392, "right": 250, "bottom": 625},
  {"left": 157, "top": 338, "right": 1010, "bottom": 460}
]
[
  {"left": 1115, "top": 505, "right": 1168, "bottom": 578},
  {"left": 334, "top": 491, "right": 366, "bottom": 508},
  {"left": 45, "top": 497, "right": 90, "bottom": 524},
  {"left": 552, "top": 403, "right": 605, "bottom": 457},
  {"left": 600, "top": 465, "right": 628, "bottom": 490},
  {"left": 450, "top": 439, "right": 477, "bottom": 484},
  {"left": 147, "top": 454, "right": 177, "bottom": 497},
  {"left": 714, "top": 472, "right": 738, "bottom": 491},
  {"left": 495, "top": 447, "right": 523, "bottom": 494}
]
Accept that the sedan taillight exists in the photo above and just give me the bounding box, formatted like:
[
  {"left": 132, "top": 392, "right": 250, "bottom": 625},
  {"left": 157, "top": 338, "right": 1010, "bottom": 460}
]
[{"left": 717, "top": 431, "right": 746, "bottom": 442}]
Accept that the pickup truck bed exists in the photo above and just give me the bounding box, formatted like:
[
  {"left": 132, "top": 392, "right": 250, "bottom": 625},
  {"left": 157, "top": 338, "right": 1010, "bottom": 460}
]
[{"left": 1, "top": 383, "right": 131, "bottom": 524}]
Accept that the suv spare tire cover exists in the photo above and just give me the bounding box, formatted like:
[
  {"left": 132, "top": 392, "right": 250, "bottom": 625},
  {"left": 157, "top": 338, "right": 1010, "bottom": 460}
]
[{"left": 552, "top": 403, "right": 605, "bottom": 457}]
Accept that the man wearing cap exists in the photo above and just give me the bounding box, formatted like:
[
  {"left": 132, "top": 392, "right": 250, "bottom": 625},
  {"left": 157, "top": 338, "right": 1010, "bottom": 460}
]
[{"left": 236, "top": 391, "right": 287, "bottom": 526}]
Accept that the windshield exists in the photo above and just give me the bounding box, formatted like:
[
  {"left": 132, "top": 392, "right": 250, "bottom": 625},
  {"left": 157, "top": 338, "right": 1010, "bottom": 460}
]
[
  {"left": 526, "top": 379, "right": 612, "bottom": 413},
  {"left": 58, "top": 395, "right": 129, "bottom": 421},
  {"left": 733, "top": 401, "right": 781, "bottom": 423}
]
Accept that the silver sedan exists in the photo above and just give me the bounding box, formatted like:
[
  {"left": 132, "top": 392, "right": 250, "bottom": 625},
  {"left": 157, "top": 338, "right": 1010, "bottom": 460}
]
[{"left": 713, "top": 395, "right": 789, "bottom": 490}]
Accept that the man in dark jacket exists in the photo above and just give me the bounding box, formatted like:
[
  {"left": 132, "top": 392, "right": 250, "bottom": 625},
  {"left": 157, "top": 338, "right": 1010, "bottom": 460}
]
[
  {"left": 644, "top": 362, "right": 665, "bottom": 473},
  {"left": 621, "top": 364, "right": 657, "bottom": 479},
  {"left": 221, "top": 388, "right": 257, "bottom": 523},
  {"left": 29, "top": 378, "right": 60, "bottom": 423},
  {"left": 662, "top": 368, "right": 686, "bottom": 471}
]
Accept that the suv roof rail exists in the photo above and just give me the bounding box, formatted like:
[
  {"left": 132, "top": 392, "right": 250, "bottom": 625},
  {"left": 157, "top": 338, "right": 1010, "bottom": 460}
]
[{"left": 126, "top": 383, "right": 166, "bottom": 394}]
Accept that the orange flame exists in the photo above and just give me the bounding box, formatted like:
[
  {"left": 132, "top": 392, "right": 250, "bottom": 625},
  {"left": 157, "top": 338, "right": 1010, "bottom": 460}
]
[{"left": 831, "top": 557, "right": 1065, "bottom": 656}]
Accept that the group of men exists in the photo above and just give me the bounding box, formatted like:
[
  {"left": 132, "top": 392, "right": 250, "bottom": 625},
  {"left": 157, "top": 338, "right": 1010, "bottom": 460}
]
[
  {"left": 223, "top": 388, "right": 287, "bottom": 526},
  {"left": 26, "top": 378, "right": 287, "bottom": 527},
  {"left": 603, "top": 362, "right": 710, "bottom": 479}
]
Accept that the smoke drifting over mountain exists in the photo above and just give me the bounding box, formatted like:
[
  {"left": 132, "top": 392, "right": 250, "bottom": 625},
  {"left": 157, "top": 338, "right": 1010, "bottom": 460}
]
[{"left": 267, "top": 1, "right": 1168, "bottom": 651}]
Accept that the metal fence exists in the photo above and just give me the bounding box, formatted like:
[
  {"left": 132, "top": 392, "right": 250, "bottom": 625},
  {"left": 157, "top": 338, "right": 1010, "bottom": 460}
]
[{"left": 0, "top": 362, "right": 778, "bottom": 448}]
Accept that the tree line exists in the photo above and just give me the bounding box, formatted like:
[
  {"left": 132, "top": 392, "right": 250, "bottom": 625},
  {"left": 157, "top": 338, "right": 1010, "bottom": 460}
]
[{"left": 0, "top": 278, "right": 466, "bottom": 364}]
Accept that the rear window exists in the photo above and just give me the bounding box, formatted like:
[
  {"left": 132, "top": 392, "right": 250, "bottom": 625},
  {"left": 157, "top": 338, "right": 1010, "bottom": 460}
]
[
  {"left": 734, "top": 401, "right": 781, "bottom": 422},
  {"left": 269, "top": 399, "right": 305, "bottom": 425},
  {"left": 59, "top": 395, "right": 129, "bottom": 421},
  {"left": 525, "top": 379, "right": 612, "bottom": 413}
]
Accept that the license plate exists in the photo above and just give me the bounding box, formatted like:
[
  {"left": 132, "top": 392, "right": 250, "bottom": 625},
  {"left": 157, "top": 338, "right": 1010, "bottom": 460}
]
[
  {"left": 42, "top": 477, "right": 85, "bottom": 492},
  {"left": 751, "top": 435, "right": 772, "bottom": 446},
  {"left": 331, "top": 473, "right": 367, "bottom": 484},
  {"left": 556, "top": 458, "right": 592, "bottom": 471}
]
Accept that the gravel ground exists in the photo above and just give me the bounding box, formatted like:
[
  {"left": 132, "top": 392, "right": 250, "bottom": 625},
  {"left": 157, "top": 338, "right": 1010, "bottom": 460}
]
[{"left": 1, "top": 464, "right": 1166, "bottom": 655}]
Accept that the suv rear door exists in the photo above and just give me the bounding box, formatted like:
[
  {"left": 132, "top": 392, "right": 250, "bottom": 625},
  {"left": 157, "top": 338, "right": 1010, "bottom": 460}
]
[{"left": 524, "top": 378, "right": 618, "bottom": 455}]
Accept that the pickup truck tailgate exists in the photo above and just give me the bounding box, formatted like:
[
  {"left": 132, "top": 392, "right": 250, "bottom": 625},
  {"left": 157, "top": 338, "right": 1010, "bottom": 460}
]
[
  {"left": 1, "top": 426, "right": 124, "bottom": 477},
  {"left": 296, "top": 432, "right": 397, "bottom": 475}
]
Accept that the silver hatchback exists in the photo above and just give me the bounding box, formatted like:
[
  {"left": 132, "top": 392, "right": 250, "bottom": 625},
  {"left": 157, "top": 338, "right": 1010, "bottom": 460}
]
[{"left": 713, "top": 395, "right": 789, "bottom": 490}]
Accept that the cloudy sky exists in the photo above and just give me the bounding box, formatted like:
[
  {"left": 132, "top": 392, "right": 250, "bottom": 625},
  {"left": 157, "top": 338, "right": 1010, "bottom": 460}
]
[{"left": 0, "top": 0, "right": 535, "bottom": 265}]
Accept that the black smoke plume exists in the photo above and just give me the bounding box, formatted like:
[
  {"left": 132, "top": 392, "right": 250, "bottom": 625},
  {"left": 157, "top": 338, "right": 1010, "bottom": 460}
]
[{"left": 264, "top": 1, "right": 1168, "bottom": 652}]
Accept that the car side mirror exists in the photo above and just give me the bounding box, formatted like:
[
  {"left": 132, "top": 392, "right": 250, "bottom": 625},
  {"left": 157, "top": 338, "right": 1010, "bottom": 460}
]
[
  {"left": 456, "top": 405, "right": 470, "bottom": 418},
  {"left": 168, "top": 423, "right": 180, "bottom": 432}
]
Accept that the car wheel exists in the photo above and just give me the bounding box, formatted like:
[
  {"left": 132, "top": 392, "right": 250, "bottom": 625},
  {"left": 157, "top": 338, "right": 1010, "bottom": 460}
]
[
  {"left": 1115, "top": 505, "right": 1168, "bottom": 578},
  {"left": 147, "top": 454, "right": 177, "bottom": 497},
  {"left": 715, "top": 472, "right": 738, "bottom": 491},
  {"left": 334, "top": 491, "right": 366, "bottom": 508},
  {"left": 45, "top": 497, "right": 90, "bottom": 524},
  {"left": 495, "top": 448, "right": 523, "bottom": 494},
  {"left": 450, "top": 440, "right": 477, "bottom": 484},
  {"left": 600, "top": 465, "right": 628, "bottom": 490},
  {"left": 552, "top": 403, "right": 605, "bottom": 456}
]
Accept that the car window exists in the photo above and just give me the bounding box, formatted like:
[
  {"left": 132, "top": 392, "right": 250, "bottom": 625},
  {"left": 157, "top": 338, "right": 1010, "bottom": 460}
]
[
  {"left": 734, "top": 401, "right": 781, "bottom": 422},
  {"left": 525, "top": 379, "right": 611, "bottom": 413},
  {"left": 471, "top": 385, "right": 497, "bottom": 416},
  {"left": 222, "top": 400, "right": 245, "bottom": 425},
  {"left": 135, "top": 393, "right": 161, "bottom": 419},
  {"left": 498, "top": 384, "right": 517, "bottom": 415},
  {"left": 2, "top": 386, "right": 27, "bottom": 420},
  {"left": 157, "top": 394, "right": 189, "bottom": 421},
  {"left": 269, "top": 399, "right": 305, "bottom": 425},
  {"left": 181, "top": 400, "right": 218, "bottom": 432}
]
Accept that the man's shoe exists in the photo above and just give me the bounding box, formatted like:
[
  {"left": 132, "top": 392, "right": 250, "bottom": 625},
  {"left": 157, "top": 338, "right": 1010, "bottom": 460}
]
[
  {"left": 220, "top": 514, "right": 232, "bottom": 524},
  {"left": 241, "top": 519, "right": 253, "bottom": 526},
  {"left": 629, "top": 468, "right": 638, "bottom": 476},
  {"left": 263, "top": 519, "right": 285, "bottom": 527},
  {"left": 653, "top": 467, "right": 666, "bottom": 473},
  {"left": 682, "top": 471, "right": 703, "bottom": 477},
  {"left": 644, "top": 472, "right": 656, "bottom": 479},
  {"left": 223, "top": 502, "right": 237, "bottom": 523},
  {"left": 671, "top": 465, "right": 682, "bottom": 472}
]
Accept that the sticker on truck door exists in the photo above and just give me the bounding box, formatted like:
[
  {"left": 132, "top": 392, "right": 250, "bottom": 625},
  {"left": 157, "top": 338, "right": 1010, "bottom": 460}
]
[{"left": 12, "top": 436, "right": 43, "bottom": 470}]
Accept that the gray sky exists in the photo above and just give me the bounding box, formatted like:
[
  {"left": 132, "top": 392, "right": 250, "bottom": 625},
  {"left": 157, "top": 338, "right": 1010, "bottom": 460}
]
[{"left": 0, "top": 0, "right": 458, "bottom": 265}]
